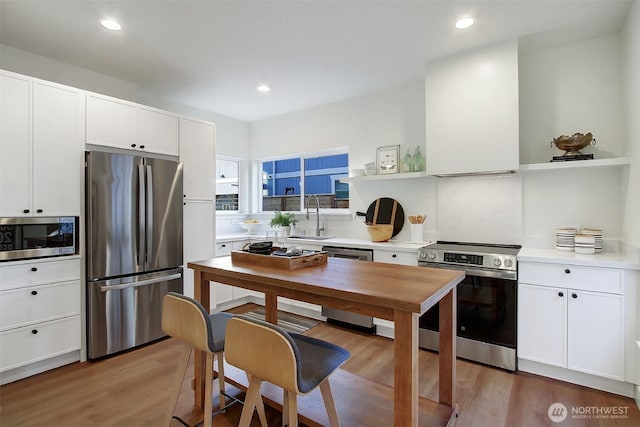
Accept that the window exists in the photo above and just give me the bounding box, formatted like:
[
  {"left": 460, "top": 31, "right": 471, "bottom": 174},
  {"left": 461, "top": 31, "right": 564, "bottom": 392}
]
[
  {"left": 260, "top": 150, "right": 349, "bottom": 212},
  {"left": 216, "top": 158, "right": 239, "bottom": 211}
]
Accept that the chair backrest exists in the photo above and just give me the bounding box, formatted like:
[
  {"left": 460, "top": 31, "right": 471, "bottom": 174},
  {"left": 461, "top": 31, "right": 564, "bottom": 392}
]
[
  {"left": 225, "top": 316, "right": 300, "bottom": 393},
  {"left": 162, "top": 292, "right": 212, "bottom": 353}
]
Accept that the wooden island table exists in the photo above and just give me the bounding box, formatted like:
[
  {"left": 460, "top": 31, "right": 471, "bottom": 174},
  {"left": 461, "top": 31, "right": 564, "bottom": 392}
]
[{"left": 188, "top": 256, "right": 464, "bottom": 427}]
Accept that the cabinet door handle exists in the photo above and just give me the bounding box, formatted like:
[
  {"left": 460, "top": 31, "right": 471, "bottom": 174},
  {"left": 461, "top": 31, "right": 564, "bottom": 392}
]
[
  {"left": 140, "top": 145, "right": 145, "bottom": 149},
  {"left": 131, "top": 143, "right": 137, "bottom": 148},
  {"left": 31, "top": 290, "right": 38, "bottom": 296},
  {"left": 221, "top": 244, "right": 227, "bottom": 248},
  {"left": 564, "top": 269, "right": 571, "bottom": 274},
  {"left": 31, "top": 329, "right": 38, "bottom": 335},
  {"left": 558, "top": 291, "right": 564, "bottom": 297},
  {"left": 36, "top": 209, "right": 43, "bottom": 213},
  {"left": 392, "top": 254, "right": 397, "bottom": 258},
  {"left": 23, "top": 209, "right": 30, "bottom": 214},
  {"left": 31, "top": 267, "right": 38, "bottom": 272},
  {"left": 572, "top": 293, "right": 578, "bottom": 299}
]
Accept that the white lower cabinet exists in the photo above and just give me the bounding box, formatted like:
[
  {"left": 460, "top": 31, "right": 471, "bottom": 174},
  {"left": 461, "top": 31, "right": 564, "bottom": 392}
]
[
  {"left": 183, "top": 201, "right": 215, "bottom": 300},
  {"left": 373, "top": 249, "right": 417, "bottom": 266},
  {"left": 0, "top": 258, "right": 81, "bottom": 382},
  {"left": 0, "top": 316, "right": 80, "bottom": 372},
  {"left": 518, "top": 261, "right": 625, "bottom": 381},
  {"left": 214, "top": 241, "right": 233, "bottom": 306},
  {"left": 212, "top": 239, "right": 261, "bottom": 308}
]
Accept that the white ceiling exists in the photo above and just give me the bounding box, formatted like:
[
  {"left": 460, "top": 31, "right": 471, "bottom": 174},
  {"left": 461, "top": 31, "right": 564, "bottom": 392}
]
[{"left": 0, "top": 1, "right": 632, "bottom": 122}]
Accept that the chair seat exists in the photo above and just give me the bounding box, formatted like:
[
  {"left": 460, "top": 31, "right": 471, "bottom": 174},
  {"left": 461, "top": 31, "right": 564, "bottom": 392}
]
[{"left": 290, "top": 333, "right": 350, "bottom": 394}]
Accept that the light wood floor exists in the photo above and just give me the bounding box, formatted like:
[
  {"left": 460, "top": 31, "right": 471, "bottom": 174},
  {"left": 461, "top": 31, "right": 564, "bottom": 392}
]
[{"left": 1, "top": 305, "right": 639, "bottom": 426}]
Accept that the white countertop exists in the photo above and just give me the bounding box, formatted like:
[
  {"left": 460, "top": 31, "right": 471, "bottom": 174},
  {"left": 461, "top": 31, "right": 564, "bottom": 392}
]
[
  {"left": 518, "top": 247, "right": 640, "bottom": 270},
  {"left": 216, "top": 234, "right": 431, "bottom": 253}
]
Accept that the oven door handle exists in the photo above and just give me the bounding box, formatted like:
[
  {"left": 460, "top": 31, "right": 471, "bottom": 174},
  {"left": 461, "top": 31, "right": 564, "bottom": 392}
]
[{"left": 418, "top": 262, "right": 517, "bottom": 280}]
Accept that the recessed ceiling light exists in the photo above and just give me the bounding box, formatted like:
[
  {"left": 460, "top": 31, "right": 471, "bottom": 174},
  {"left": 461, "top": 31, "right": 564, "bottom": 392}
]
[
  {"left": 455, "top": 17, "right": 475, "bottom": 29},
  {"left": 257, "top": 84, "right": 271, "bottom": 92},
  {"left": 101, "top": 19, "right": 122, "bottom": 31}
]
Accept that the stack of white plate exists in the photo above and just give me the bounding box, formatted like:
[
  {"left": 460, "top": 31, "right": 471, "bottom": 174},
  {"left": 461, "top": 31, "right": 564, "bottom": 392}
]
[
  {"left": 575, "top": 234, "right": 595, "bottom": 254},
  {"left": 581, "top": 228, "right": 603, "bottom": 253},
  {"left": 555, "top": 228, "right": 577, "bottom": 251}
]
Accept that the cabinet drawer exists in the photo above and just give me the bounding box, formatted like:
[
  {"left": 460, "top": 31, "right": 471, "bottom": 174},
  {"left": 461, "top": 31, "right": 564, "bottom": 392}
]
[
  {"left": 0, "top": 281, "right": 80, "bottom": 330},
  {"left": 215, "top": 242, "right": 232, "bottom": 257},
  {"left": 518, "top": 262, "right": 623, "bottom": 294},
  {"left": 374, "top": 250, "right": 417, "bottom": 266},
  {"left": 0, "top": 316, "right": 80, "bottom": 372},
  {"left": 0, "top": 259, "right": 81, "bottom": 291}
]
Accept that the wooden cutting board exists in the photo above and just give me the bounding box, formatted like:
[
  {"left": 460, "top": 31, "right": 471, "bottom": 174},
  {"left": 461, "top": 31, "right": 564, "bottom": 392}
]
[{"left": 365, "top": 197, "right": 405, "bottom": 237}]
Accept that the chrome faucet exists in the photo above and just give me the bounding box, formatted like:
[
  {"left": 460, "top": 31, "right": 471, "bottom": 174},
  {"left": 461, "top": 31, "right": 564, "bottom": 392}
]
[{"left": 305, "top": 194, "right": 325, "bottom": 236}]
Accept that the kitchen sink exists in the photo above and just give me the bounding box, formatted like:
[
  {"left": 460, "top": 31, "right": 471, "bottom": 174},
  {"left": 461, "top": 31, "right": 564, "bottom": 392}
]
[{"left": 287, "top": 235, "right": 336, "bottom": 240}]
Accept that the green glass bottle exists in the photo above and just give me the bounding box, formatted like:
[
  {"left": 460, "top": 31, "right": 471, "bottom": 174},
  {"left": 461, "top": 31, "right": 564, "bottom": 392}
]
[
  {"left": 402, "top": 148, "right": 413, "bottom": 173},
  {"left": 412, "top": 146, "right": 424, "bottom": 172}
]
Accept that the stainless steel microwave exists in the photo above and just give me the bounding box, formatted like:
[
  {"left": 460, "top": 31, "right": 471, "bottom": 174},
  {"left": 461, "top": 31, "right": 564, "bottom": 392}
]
[{"left": 0, "top": 217, "right": 78, "bottom": 261}]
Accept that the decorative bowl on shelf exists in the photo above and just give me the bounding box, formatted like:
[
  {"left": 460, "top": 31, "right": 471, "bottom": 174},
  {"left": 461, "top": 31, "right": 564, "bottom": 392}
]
[
  {"left": 239, "top": 221, "right": 263, "bottom": 235},
  {"left": 551, "top": 132, "right": 596, "bottom": 156}
]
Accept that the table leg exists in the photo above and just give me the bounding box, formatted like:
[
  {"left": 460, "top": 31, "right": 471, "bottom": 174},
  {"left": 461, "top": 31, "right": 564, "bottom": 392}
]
[
  {"left": 193, "top": 269, "right": 210, "bottom": 408},
  {"left": 393, "top": 310, "right": 418, "bottom": 427},
  {"left": 264, "top": 293, "right": 278, "bottom": 324},
  {"left": 438, "top": 287, "right": 457, "bottom": 407}
]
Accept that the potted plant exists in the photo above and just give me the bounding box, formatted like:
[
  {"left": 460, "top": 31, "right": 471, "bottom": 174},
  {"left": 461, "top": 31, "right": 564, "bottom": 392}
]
[{"left": 269, "top": 211, "right": 297, "bottom": 236}]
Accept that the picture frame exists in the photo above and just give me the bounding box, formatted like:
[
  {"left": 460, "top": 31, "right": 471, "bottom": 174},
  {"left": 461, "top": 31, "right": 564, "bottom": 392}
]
[{"left": 376, "top": 145, "right": 400, "bottom": 175}]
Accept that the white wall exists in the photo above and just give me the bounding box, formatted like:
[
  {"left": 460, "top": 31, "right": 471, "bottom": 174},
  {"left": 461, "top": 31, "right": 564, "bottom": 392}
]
[
  {"left": 519, "top": 34, "right": 624, "bottom": 164},
  {"left": 251, "top": 33, "right": 631, "bottom": 248},
  {"left": 251, "top": 81, "right": 426, "bottom": 170},
  {"left": 622, "top": 0, "right": 640, "bottom": 249},
  {"left": 518, "top": 34, "right": 628, "bottom": 247},
  {"left": 0, "top": 45, "right": 251, "bottom": 160},
  {"left": 0, "top": 44, "right": 139, "bottom": 101},
  {"left": 250, "top": 81, "right": 438, "bottom": 242}
]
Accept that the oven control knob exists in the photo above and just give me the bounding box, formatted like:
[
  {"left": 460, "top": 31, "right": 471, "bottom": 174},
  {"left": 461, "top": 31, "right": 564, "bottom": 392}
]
[
  {"left": 428, "top": 252, "right": 436, "bottom": 260},
  {"left": 504, "top": 259, "right": 513, "bottom": 268},
  {"left": 493, "top": 258, "right": 502, "bottom": 267}
]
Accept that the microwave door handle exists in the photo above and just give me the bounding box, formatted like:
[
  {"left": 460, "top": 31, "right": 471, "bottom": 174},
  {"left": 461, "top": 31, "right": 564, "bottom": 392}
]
[
  {"left": 138, "top": 164, "right": 146, "bottom": 268},
  {"left": 145, "top": 165, "right": 153, "bottom": 265}
]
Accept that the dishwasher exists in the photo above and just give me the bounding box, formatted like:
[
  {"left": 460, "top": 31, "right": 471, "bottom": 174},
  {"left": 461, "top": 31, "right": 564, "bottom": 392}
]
[{"left": 321, "top": 246, "right": 376, "bottom": 333}]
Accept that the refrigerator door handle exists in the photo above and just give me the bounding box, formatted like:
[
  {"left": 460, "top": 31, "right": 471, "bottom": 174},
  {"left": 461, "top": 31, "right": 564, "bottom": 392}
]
[
  {"left": 145, "top": 164, "right": 154, "bottom": 265},
  {"left": 137, "top": 164, "right": 146, "bottom": 267},
  {"left": 99, "top": 273, "right": 182, "bottom": 292}
]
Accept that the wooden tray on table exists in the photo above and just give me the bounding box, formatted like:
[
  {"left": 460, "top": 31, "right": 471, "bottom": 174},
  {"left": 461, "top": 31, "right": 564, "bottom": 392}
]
[{"left": 231, "top": 248, "right": 328, "bottom": 269}]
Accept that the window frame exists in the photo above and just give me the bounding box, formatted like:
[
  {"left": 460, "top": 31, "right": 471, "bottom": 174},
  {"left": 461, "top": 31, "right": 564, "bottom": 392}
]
[
  {"left": 256, "top": 147, "right": 350, "bottom": 214},
  {"left": 215, "top": 155, "right": 246, "bottom": 214}
]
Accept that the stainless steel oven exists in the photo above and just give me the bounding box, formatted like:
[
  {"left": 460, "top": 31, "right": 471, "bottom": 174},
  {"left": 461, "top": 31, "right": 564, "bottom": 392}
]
[
  {"left": 418, "top": 241, "right": 520, "bottom": 371},
  {"left": 321, "top": 246, "right": 376, "bottom": 332},
  {"left": 0, "top": 217, "right": 78, "bottom": 261}
]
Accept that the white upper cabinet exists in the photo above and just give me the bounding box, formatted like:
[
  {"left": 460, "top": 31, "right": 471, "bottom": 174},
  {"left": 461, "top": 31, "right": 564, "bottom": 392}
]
[
  {"left": 86, "top": 94, "right": 137, "bottom": 149},
  {"left": 425, "top": 40, "right": 519, "bottom": 175},
  {"left": 179, "top": 117, "right": 215, "bottom": 201},
  {"left": 31, "top": 82, "right": 81, "bottom": 216},
  {"left": 0, "top": 72, "right": 81, "bottom": 217},
  {"left": 139, "top": 107, "right": 178, "bottom": 156},
  {"left": 86, "top": 94, "right": 179, "bottom": 156},
  {"left": 0, "top": 73, "right": 31, "bottom": 216}
]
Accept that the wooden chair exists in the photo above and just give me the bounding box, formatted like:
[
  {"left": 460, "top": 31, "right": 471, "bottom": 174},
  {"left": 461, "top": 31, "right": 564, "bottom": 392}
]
[
  {"left": 225, "top": 315, "right": 351, "bottom": 427},
  {"left": 161, "top": 292, "right": 266, "bottom": 427}
]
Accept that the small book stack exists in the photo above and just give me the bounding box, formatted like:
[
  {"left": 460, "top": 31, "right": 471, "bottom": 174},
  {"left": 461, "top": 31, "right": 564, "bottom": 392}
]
[{"left": 551, "top": 154, "right": 594, "bottom": 162}]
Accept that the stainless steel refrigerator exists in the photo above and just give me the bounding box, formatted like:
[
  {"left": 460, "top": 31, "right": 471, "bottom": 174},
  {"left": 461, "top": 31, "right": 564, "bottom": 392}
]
[{"left": 86, "top": 151, "right": 183, "bottom": 359}]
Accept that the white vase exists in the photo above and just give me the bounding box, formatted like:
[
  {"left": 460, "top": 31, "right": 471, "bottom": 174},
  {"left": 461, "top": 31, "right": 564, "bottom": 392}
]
[{"left": 280, "top": 225, "right": 290, "bottom": 237}]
